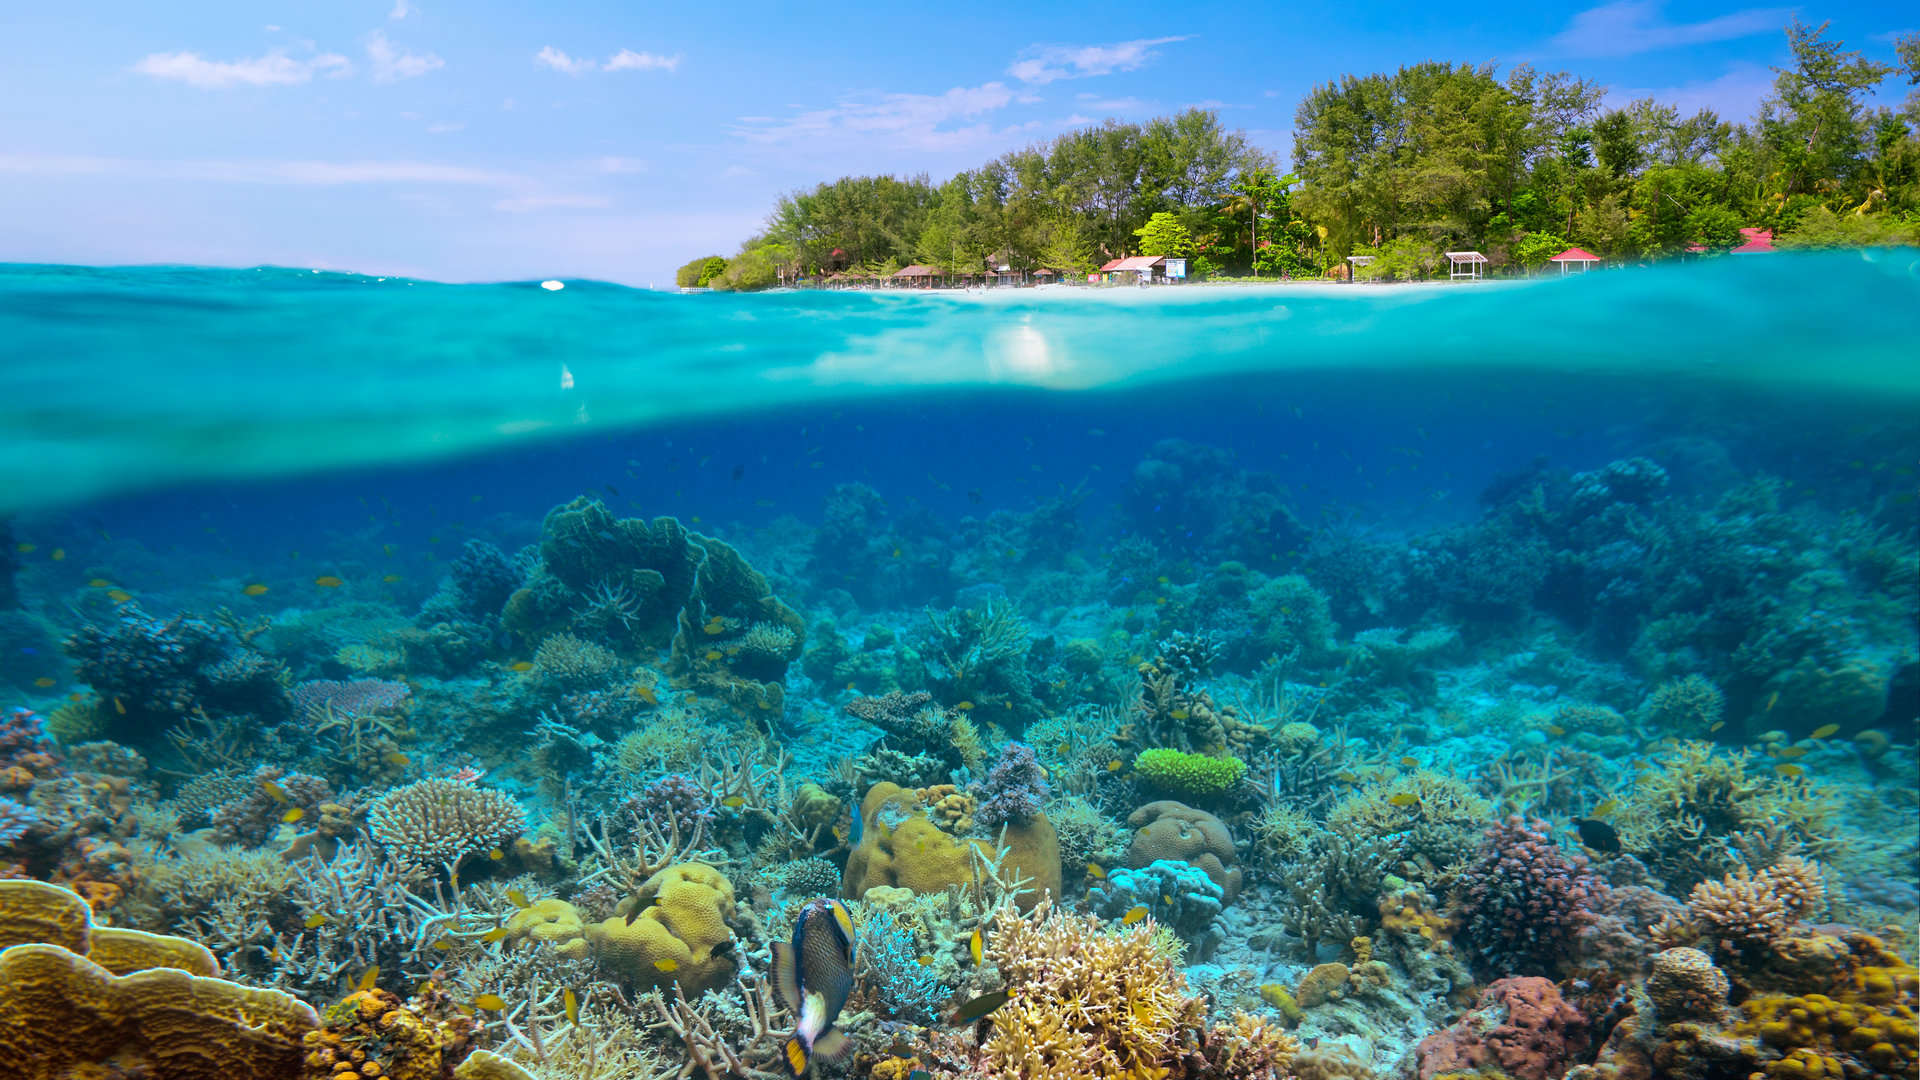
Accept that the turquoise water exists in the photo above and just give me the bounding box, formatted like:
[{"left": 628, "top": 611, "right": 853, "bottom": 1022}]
[
  {"left": 1, "top": 252, "right": 1916, "bottom": 1078},
  {"left": 4, "top": 251, "right": 1917, "bottom": 511}
]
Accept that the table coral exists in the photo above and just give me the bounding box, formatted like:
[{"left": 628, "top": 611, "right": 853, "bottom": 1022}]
[{"left": 1416, "top": 976, "right": 1591, "bottom": 1080}]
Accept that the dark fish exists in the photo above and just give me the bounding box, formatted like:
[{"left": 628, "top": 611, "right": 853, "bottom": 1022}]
[
  {"left": 967, "top": 489, "right": 983, "bottom": 504},
  {"left": 1573, "top": 818, "right": 1620, "bottom": 854},
  {"left": 732, "top": 464, "right": 746, "bottom": 481},
  {"left": 773, "top": 898, "right": 856, "bottom": 1076},
  {"left": 948, "top": 988, "right": 1010, "bottom": 1025},
  {"left": 605, "top": 484, "right": 621, "bottom": 496}
]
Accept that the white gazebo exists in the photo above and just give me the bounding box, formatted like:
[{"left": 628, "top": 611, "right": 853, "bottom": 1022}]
[
  {"left": 1345, "top": 254, "right": 1375, "bottom": 283},
  {"left": 1446, "top": 251, "right": 1489, "bottom": 281}
]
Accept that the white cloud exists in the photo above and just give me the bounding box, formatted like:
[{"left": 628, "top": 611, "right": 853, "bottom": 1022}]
[
  {"left": 492, "top": 194, "right": 613, "bottom": 213},
  {"left": 537, "top": 46, "right": 680, "bottom": 75},
  {"left": 721, "top": 164, "right": 754, "bottom": 178},
  {"left": 133, "top": 49, "right": 351, "bottom": 89},
  {"left": 389, "top": 0, "right": 412, "bottom": 19},
  {"left": 595, "top": 156, "right": 648, "bottom": 174},
  {"left": 733, "top": 82, "right": 1017, "bottom": 151},
  {"left": 1552, "top": 1, "right": 1788, "bottom": 58},
  {"left": 0, "top": 153, "right": 519, "bottom": 187},
  {"left": 603, "top": 49, "right": 680, "bottom": 73},
  {"left": 1073, "top": 96, "right": 1150, "bottom": 114},
  {"left": 366, "top": 30, "right": 443, "bottom": 83},
  {"left": 535, "top": 46, "right": 599, "bottom": 75},
  {"left": 1612, "top": 62, "right": 1777, "bottom": 121},
  {"left": 1008, "top": 36, "right": 1188, "bottom": 85}
]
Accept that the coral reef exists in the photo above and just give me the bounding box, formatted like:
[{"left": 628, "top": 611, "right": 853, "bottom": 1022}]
[
  {"left": 1460, "top": 816, "right": 1606, "bottom": 978},
  {"left": 1125, "top": 800, "right": 1242, "bottom": 904},
  {"left": 366, "top": 778, "right": 526, "bottom": 876}
]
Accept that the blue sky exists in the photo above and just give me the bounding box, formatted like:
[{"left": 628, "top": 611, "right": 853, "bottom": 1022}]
[{"left": 1, "top": 2, "right": 1910, "bottom": 285}]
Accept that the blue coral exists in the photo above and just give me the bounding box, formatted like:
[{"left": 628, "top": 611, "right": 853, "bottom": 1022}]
[
  {"left": 972, "top": 740, "right": 1048, "bottom": 830},
  {"left": 1088, "top": 858, "right": 1226, "bottom": 958},
  {"left": 857, "top": 910, "right": 947, "bottom": 1024}
]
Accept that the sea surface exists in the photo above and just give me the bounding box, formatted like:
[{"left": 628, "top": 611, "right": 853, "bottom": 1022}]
[{"left": 0, "top": 251, "right": 1916, "bottom": 1078}]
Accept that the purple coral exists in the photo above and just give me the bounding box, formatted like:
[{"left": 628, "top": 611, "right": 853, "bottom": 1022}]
[
  {"left": 0, "top": 707, "right": 50, "bottom": 768},
  {"left": 0, "top": 795, "right": 39, "bottom": 847},
  {"left": 631, "top": 773, "right": 712, "bottom": 837},
  {"left": 292, "top": 678, "right": 410, "bottom": 720},
  {"left": 1461, "top": 816, "right": 1607, "bottom": 979},
  {"left": 973, "top": 741, "right": 1049, "bottom": 831}
]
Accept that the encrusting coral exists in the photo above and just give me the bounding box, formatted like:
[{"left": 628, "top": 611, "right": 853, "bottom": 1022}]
[{"left": 843, "top": 781, "right": 1062, "bottom": 911}]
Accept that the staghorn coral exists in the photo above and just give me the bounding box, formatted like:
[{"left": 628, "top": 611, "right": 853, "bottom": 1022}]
[
  {"left": 1326, "top": 768, "right": 1491, "bottom": 882},
  {"left": 982, "top": 897, "right": 1208, "bottom": 1080},
  {"left": 529, "top": 632, "right": 623, "bottom": 692},
  {"left": 1641, "top": 674, "right": 1726, "bottom": 737},
  {"left": 1614, "top": 740, "right": 1834, "bottom": 892},
  {"left": 367, "top": 778, "right": 526, "bottom": 877}
]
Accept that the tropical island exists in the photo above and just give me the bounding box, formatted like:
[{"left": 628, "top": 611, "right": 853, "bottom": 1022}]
[{"left": 681, "top": 21, "right": 1919, "bottom": 289}]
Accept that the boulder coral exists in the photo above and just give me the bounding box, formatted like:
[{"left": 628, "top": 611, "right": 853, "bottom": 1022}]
[
  {"left": 588, "top": 862, "right": 741, "bottom": 996},
  {"left": 1125, "top": 800, "right": 1242, "bottom": 905},
  {"left": 842, "top": 782, "right": 1061, "bottom": 911}
]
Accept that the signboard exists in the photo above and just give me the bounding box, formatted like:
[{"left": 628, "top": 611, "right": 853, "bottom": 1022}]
[{"left": 1163, "top": 258, "right": 1187, "bottom": 280}]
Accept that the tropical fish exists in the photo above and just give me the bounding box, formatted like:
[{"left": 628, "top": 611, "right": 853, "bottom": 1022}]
[
  {"left": 506, "top": 888, "right": 530, "bottom": 909},
  {"left": 1588, "top": 799, "right": 1619, "bottom": 820},
  {"left": 314, "top": 575, "right": 344, "bottom": 588},
  {"left": 1545, "top": 724, "right": 1567, "bottom": 737},
  {"left": 1708, "top": 721, "right": 1726, "bottom": 733},
  {"left": 382, "top": 574, "right": 403, "bottom": 584},
  {"left": 1121, "top": 905, "right": 1149, "bottom": 925},
  {"left": 281, "top": 808, "right": 306, "bottom": 824},
  {"left": 88, "top": 578, "right": 111, "bottom": 588},
  {"left": 721, "top": 795, "right": 746, "bottom": 809},
  {"left": 1809, "top": 724, "right": 1840, "bottom": 740},
  {"left": 633, "top": 685, "right": 659, "bottom": 706},
  {"left": 357, "top": 966, "right": 379, "bottom": 991},
  {"left": 1086, "top": 862, "right": 1105, "bottom": 879},
  {"left": 480, "top": 927, "right": 509, "bottom": 943},
  {"left": 772, "top": 898, "right": 856, "bottom": 1077},
  {"left": 112, "top": 697, "right": 126, "bottom": 715},
  {"left": 475, "top": 994, "right": 506, "bottom": 1011},
  {"left": 384, "top": 751, "right": 411, "bottom": 767},
  {"left": 1572, "top": 818, "right": 1621, "bottom": 854},
  {"left": 260, "top": 779, "right": 289, "bottom": 804},
  {"left": 243, "top": 583, "right": 270, "bottom": 596},
  {"left": 304, "top": 913, "right": 329, "bottom": 928},
  {"left": 947, "top": 989, "right": 1011, "bottom": 1025},
  {"left": 107, "top": 590, "right": 132, "bottom": 603},
  {"left": 1775, "top": 746, "right": 1807, "bottom": 759},
  {"left": 1775, "top": 763, "right": 1805, "bottom": 778},
  {"left": 489, "top": 847, "right": 505, "bottom": 861},
  {"left": 432, "top": 938, "right": 453, "bottom": 951},
  {"left": 32, "top": 678, "right": 54, "bottom": 688},
  {"left": 49, "top": 549, "right": 64, "bottom": 561},
  {"left": 1399, "top": 756, "right": 1420, "bottom": 768},
  {"left": 654, "top": 958, "right": 679, "bottom": 973},
  {"left": 1387, "top": 793, "right": 1419, "bottom": 808},
  {"left": 969, "top": 928, "right": 984, "bottom": 965},
  {"left": 956, "top": 701, "right": 974, "bottom": 711},
  {"left": 509, "top": 661, "right": 534, "bottom": 672},
  {"left": 563, "top": 988, "right": 579, "bottom": 1024},
  {"left": 704, "top": 650, "right": 724, "bottom": 661}
]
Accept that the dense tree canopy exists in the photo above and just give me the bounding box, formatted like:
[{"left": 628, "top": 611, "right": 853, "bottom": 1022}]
[{"left": 702, "top": 21, "right": 1918, "bottom": 287}]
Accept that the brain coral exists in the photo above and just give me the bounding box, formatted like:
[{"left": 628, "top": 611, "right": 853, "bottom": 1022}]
[
  {"left": 842, "top": 782, "right": 1061, "bottom": 912},
  {"left": 1125, "top": 800, "right": 1242, "bottom": 905},
  {"left": 586, "top": 862, "right": 739, "bottom": 996}
]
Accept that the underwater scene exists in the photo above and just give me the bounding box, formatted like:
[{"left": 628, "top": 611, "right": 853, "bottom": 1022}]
[{"left": 0, "top": 252, "right": 1917, "bottom": 1080}]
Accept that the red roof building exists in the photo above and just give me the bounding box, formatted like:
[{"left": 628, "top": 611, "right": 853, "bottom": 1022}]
[
  {"left": 1731, "top": 227, "right": 1776, "bottom": 254},
  {"left": 1549, "top": 247, "right": 1601, "bottom": 274}
]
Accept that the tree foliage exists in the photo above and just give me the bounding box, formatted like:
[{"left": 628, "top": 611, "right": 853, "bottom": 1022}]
[{"left": 702, "top": 21, "right": 1917, "bottom": 287}]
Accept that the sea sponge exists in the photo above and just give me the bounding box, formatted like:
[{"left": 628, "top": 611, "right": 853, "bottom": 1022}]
[
  {"left": 0, "top": 943, "right": 318, "bottom": 1079},
  {"left": 1295, "top": 962, "right": 1351, "bottom": 1008},
  {"left": 1125, "top": 800, "right": 1242, "bottom": 904},
  {"left": 842, "top": 782, "right": 1061, "bottom": 911},
  {"left": 586, "top": 862, "right": 739, "bottom": 996},
  {"left": 1133, "top": 748, "right": 1247, "bottom": 800}
]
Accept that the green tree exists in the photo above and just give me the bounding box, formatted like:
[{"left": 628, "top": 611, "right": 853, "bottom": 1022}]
[
  {"left": 1757, "top": 20, "right": 1895, "bottom": 202},
  {"left": 1133, "top": 211, "right": 1195, "bottom": 256},
  {"left": 674, "top": 255, "right": 727, "bottom": 288},
  {"left": 1685, "top": 204, "right": 1744, "bottom": 249},
  {"left": 1513, "top": 231, "right": 1569, "bottom": 273}
]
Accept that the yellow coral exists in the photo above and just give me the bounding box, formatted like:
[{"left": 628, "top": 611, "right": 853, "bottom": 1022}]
[
  {"left": 302, "top": 988, "right": 477, "bottom": 1080},
  {"left": 1295, "top": 962, "right": 1351, "bottom": 1008},
  {"left": 587, "top": 863, "right": 738, "bottom": 995},
  {"left": 1733, "top": 953, "right": 1919, "bottom": 1080},
  {"left": 503, "top": 898, "right": 586, "bottom": 952},
  {"left": 841, "top": 782, "right": 1061, "bottom": 911}
]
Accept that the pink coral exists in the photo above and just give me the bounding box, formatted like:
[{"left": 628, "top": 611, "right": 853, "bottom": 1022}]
[
  {"left": 1417, "top": 976, "right": 1591, "bottom": 1080},
  {"left": 1461, "top": 816, "right": 1606, "bottom": 977}
]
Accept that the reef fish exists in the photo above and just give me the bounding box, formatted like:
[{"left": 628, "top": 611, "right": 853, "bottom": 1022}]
[
  {"left": 1572, "top": 818, "right": 1620, "bottom": 854},
  {"left": 772, "top": 898, "right": 856, "bottom": 1076}
]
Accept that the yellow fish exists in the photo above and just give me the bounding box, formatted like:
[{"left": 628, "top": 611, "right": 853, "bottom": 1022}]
[
  {"left": 260, "top": 779, "right": 288, "bottom": 804},
  {"left": 480, "top": 927, "right": 509, "bottom": 943},
  {"left": 509, "top": 661, "right": 534, "bottom": 672},
  {"left": 1775, "top": 746, "right": 1807, "bottom": 759},
  {"left": 14, "top": 543, "right": 32, "bottom": 553},
  {"left": 721, "top": 795, "right": 746, "bottom": 808},
  {"left": 32, "top": 677, "right": 54, "bottom": 688},
  {"left": 313, "top": 575, "right": 344, "bottom": 588},
  {"left": 88, "top": 578, "right": 111, "bottom": 588},
  {"left": 112, "top": 697, "right": 126, "bottom": 715},
  {"left": 1809, "top": 724, "right": 1840, "bottom": 740},
  {"left": 50, "top": 549, "right": 64, "bottom": 561},
  {"left": 107, "top": 590, "right": 132, "bottom": 603},
  {"left": 1107, "top": 759, "right": 1124, "bottom": 772},
  {"left": 382, "top": 574, "right": 403, "bottom": 584},
  {"left": 1545, "top": 725, "right": 1567, "bottom": 737},
  {"left": 1775, "top": 763, "right": 1805, "bottom": 778},
  {"left": 563, "top": 989, "right": 579, "bottom": 1024},
  {"left": 703, "top": 618, "right": 725, "bottom": 635},
  {"left": 281, "top": 808, "right": 306, "bottom": 824},
  {"left": 917, "top": 955, "right": 934, "bottom": 966},
  {"left": 1399, "top": 756, "right": 1420, "bottom": 768},
  {"left": 384, "top": 751, "right": 411, "bottom": 767},
  {"left": 243, "top": 583, "right": 269, "bottom": 596},
  {"left": 304, "top": 913, "right": 329, "bottom": 928},
  {"left": 506, "top": 888, "right": 530, "bottom": 909},
  {"left": 1388, "top": 793, "right": 1419, "bottom": 808},
  {"left": 357, "top": 966, "right": 380, "bottom": 991},
  {"left": 1122, "top": 905, "right": 1150, "bottom": 925},
  {"left": 704, "top": 650, "right": 724, "bottom": 661},
  {"left": 1589, "top": 799, "right": 1619, "bottom": 819},
  {"left": 633, "top": 685, "right": 659, "bottom": 706},
  {"left": 969, "top": 928, "right": 984, "bottom": 965},
  {"left": 653, "top": 958, "right": 679, "bottom": 973},
  {"left": 1709, "top": 721, "right": 1726, "bottom": 733},
  {"left": 1169, "top": 708, "right": 1189, "bottom": 721},
  {"left": 489, "top": 847, "right": 505, "bottom": 861},
  {"left": 956, "top": 701, "right": 974, "bottom": 711},
  {"left": 432, "top": 938, "right": 453, "bottom": 951},
  {"left": 1087, "top": 862, "right": 1105, "bottom": 879},
  {"left": 1764, "top": 692, "right": 1779, "bottom": 712},
  {"left": 475, "top": 994, "right": 506, "bottom": 1011}
]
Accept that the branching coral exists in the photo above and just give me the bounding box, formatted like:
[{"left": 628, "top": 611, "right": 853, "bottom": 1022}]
[
  {"left": 1327, "top": 768, "right": 1490, "bottom": 881},
  {"left": 983, "top": 897, "right": 1207, "bottom": 1080},
  {"left": 1460, "top": 816, "right": 1606, "bottom": 979},
  {"left": 367, "top": 778, "right": 526, "bottom": 881},
  {"left": 1614, "top": 741, "right": 1834, "bottom": 892}
]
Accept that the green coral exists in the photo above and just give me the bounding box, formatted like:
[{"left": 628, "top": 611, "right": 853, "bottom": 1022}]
[
  {"left": 1134, "top": 748, "right": 1247, "bottom": 799},
  {"left": 1326, "top": 769, "right": 1491, "bottom": 879},
  {"left": 1641, "top": 674, "right": 1726, "bottom": 737},
  {"left": 1615, "top": 740, "right": 1835, "bottom": 892}
]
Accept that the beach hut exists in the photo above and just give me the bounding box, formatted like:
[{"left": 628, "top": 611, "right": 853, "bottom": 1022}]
[
  {"left": 1345, "top": 254, "right": 1375, "bottom": 283},
  {"left": 1098, "top": 255, "right": 1166, "bottom": 285},
  {"left": 1730, "top": 228, "right": 1775, "bottom": 254},
  {"left": 1549, "top": 247, "right": 1601, "bottom": 275},
  {"left": 891, "top": 264, "right": 945, "bottom": 289},
  {"left": 1446, "top": 251, "right": 1489, "bottom": 281}
]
